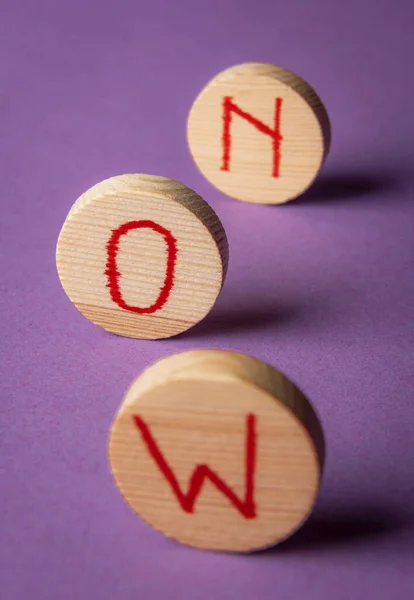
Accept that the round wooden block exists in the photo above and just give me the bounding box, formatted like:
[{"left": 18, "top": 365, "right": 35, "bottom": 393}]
[
  {"left": 109, "top": 350, "right": 325, "bottom": 552},
  {"left": 56, "top": 175, "right": 228, "bottom": 339},
  {"left": 187, "top": 63, "right": 331, "bottom": 204}
]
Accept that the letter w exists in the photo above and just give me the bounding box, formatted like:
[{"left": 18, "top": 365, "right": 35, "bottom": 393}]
[
  {"left": 221, "top": 96, "right": 283, "bottom": 177},
  {"left": 133, "top": 413, "right": 257, "bottom": 519}
]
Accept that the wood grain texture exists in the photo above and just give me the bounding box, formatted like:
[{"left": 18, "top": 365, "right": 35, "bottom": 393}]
[
  {"left": 56, "top": 175, "right": 228, "bottom": 339},
  {"left": 109, "top": 350, "right": 325, "bottom": 552},
  {"left": 187, "top": 62, "right": 331, "bottom": 204}
]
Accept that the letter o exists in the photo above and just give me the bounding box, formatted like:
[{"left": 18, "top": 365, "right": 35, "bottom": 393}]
[
  {"left": 105, "top": 220, "right": 178, "bottom": 315},
  {"left": 56, "top": 175, "right": 228, "bottom": 339}
]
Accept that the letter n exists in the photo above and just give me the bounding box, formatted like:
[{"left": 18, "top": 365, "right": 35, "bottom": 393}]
[{"left": 221, "top": 96, "right": 283, "bottom": 178}]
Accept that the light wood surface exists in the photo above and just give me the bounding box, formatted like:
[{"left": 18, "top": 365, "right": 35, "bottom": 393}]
[
  {"left": 187, "top": 62, "right": 331, "bottom": 204},
  {"left": 109, "top": 350, "right": 325, "bottom": 552},
  {"left": 56, "top": 175, "right": 228, "bottom": 339}
]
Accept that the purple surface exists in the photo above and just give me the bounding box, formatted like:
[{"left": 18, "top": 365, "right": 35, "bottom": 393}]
[{"left": 1, "top": 0, "right": 414, "bottom": 598}]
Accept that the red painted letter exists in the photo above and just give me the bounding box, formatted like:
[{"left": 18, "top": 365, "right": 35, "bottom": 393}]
[
  {"left": 105, "top": 220, "right": 178, "bottom": 314},
  {"left": 133, "top": 413, "right": 257, "bottom": 519},
  {"left": 221, "top": 96, "right": 283, "bottom": 177}
]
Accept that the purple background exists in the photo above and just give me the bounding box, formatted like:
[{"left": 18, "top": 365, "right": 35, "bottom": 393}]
[{"left": 1, "top": 0, "right": 414, "bottom": 598}]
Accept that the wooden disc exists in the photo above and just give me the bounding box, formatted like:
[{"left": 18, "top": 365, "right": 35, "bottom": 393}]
[
  {"left": 56, "top": 175, "right": 228, "bottom": 339},
  {"left": 187, "top": 63, "right": 331, "bottom": 204},
  {"left": 109, "top": 350, "right": 325, "bottom": 552}
]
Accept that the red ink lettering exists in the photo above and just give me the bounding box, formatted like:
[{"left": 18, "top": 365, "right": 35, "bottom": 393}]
[
  {"left": 133, "top": 413, "right": 257, "bottom": 519},
  {"left": 221, "top": 96, "right": 283, "bottom": 177},
  {"left": 105, "top": 220, "right": 177, "bottom": 314}
]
